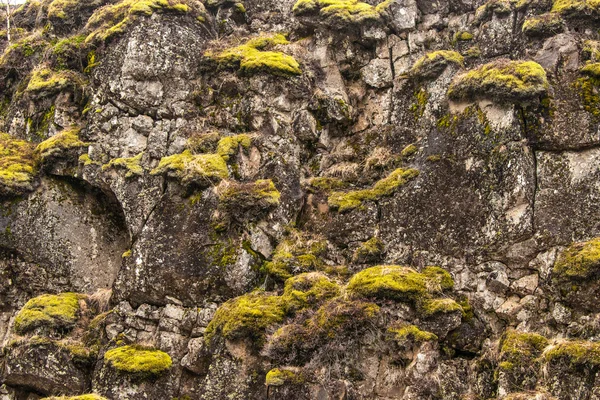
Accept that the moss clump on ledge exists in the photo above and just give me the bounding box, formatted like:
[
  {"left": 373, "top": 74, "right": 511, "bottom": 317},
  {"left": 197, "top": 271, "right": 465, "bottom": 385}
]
[
  {"left": 421, "top": 298, "right": 463, "bottom": 317},
  {"left": 328, "top": 168, "right": 419, "bottom": 212},
  {"left": 389, "top": 324, "right": 438, "bottom": 344},
  {"left": 151, "top": 150, "right": 228, "bottom": 187},
  {"left": 216, "top": 134, "right": 252, "bottom": 161},
  {"left": 580, "top": 63, "right": 600, "bottom": 79},
  {"left": 346, "top": 265, "right": 454, "bottom": 302},
  {"left": 36, "top": 127, "right": 88, "bottom": 161},
  {"left": 522, "top": 13, "right": 564, "bottom": 36},
  {"left": 206, "top": 34, "right": 301, "bottom": 77},
  {"left": 85, "top": 0, "right": 207, "bottom": 43},
  {"left": 282, "top": 272, "right": 341, "bottom": 313},
  {"left": 104, "top": 345, "right": 172, "bottom": 377},
  {"left": 447, "top": 59, "right": 549, "bottom": 103},
  {"left": 544, "top": 340, "right": 600, "bottom": 366},
  {"left": 102, "top": 152, "right": 144, "bottom": 178},
  {"left": 553, "top": 237, "right": 600, "bottom": 279},
  {"left": 409, "top": 50, "right": 464, "bottom": 80},
  {"left": 205, "top": 292, "right": 286, "bottom": 344},
  {"left": 304, "top": 176, "right": 348, "bottom": 193},
  {"left": 499, "top": 330, "right": 548, "bottom": 371},
  {"left": 217, "top": 179, "right": 281, "bottom": 212},
  {"left": 41, "top": 395, "right": 108, "bottom": 400},
  {"left": 292, "top": 0, "right": 392, "bottom": 25},
  {"left": 265, "top": 368, "right": 305, "bottom": 386},
  {"left": 14, "top": 293, "right": 82, "bottom": 335},
  {"left": 25, "top": 67, "right": 84, "bottom": 95},
  {"left": 264, "top": 230, "right": 327, "bottom": 280},
  {"left": 352, "top": 237, "right": 384, "bottom": 263},
  {"left": 0, "top": 133, "right": 38, "bottom": 195},
  {"left": 551, "top": 0, "right": 600, "bottom": 17}
]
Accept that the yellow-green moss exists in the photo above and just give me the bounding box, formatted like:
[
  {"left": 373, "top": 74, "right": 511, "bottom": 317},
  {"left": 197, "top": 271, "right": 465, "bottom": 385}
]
[
  {"left": 475, "top": 0, "right": 515, "bottom": 23},
  {"left": 544, "top": 340, "right": 600, "bottom": 365},
  {"left": 292, "top": 0, "right": 392, "bottom": 25},
  {"left": 0, "top": 133, "right": 38, "bottom": 194},
  {"left": 551, "top": 0, "right": 600, "bottom": 16},
  {"left": 463, "top": 45, "right": 482, "bottom": 59},
  {"left": 264, "top": 231, "right": 327, "bottom": 280},
  {"left": 36, "top": 127, "right": 87, "bottom": 160},
  {"left": 102, "top": 152, "right": 144, "bottom": 178},
  {"left": 389, "top": 324, "right": 438, "bottom": 343},
  {"left": 104, "top": 345, "right": 172, "bottom": 376},
  {"left": 409, "top": 50, "right": 464, "bottom": 79},
  {"left": 25, "top": 67, "right": 83, "bottom": 94},
  {"left": 328, "top": 168, "right": 419, "bottom": 212},
  {"left": 205, "top": 292, "right": 285, "bottom": 343},
  {"left": 553, "top": 237, "right": 600, "bottom": 279},
  {"left": 448, "top": 59, "right": 549, "bottom": 103},
  {"left": 305, "top": 176, "right": 348, "bottom": 193},
  {"left": 522, "top": 13, "right": 564, "bottom": 36},
  {"left": 48, "top": 0, "right": 91, "bottom": 19},
  {"left": 207, "top": 34, "right": 301, "bottom": 77},
  {"left": 583, "top": 40, "right": 600, "bottom": 62},
  {"left": 85, "top": 0, "right": 207, "bottom": 43},
  {"left": 499, "top": 330, "right": 549, "bottom": 371},
  {"left": 421, "top": 266, "right": 455, "bottom": 291},
  {"left": 352, "top": 237, "right": 384, "bottom": 263},
  {"left": 14, "top": 293, "right": 82, "bottom": 335},
  {"left": 282, "top": 272, "right": 341, "bottom": 313},
  {"left": 401, "top": 144, "right": 418, "bottom": 158},
  {"left": 186, "top": 131, "right": 220, "bottom": 153},
  {"left": 581, "top": 63, "right": 600, "bottom": 79},
  {"left": 265, "top": 368, "right": 304, "bottom": 386},
  {"left": 216, "top": 134, "right": 252, "bottom": 161},
  {"left": 453, "top": 31, "right": 474, "bottom": 43},
  {"left": 347, "top": 265, "right": 453, "bottom": 301},
  {"left": 41, "top": 395, "right": 108, "bottom": 400},
  {"left": 217, "top": 179, "right": 281, "bottom": 209},
  {"left": 421, "top": 298, "right": 463, "bottom": 317},
  {"left": 151, "top": 150, "right": 229, "bottom": 186},
  {"left": 574, "top": 76, "right": 600, "bottom": 118}
]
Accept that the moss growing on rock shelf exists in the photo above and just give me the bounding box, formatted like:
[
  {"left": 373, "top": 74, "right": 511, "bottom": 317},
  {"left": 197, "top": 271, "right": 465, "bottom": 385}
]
[
  {"left": 151, "top": 150, "right": 228, "bottom": 187},
  {"left": 544, "top": 340, "right": 600, "bottom": 365},
  {"left": 205, "top": 291, "right": 286, "bottom": 344},
  {"left": 553, "top": 237, "right": 600, "bottom": 279},
  {"left": 216, "top": 134, "right": 252, "bottom": 161},
  {"left": 498, "top": 330, "right": 548, "bottom": 371},
  {"left": 448, "top": 59, "right": 549, "bottom": 103},
  {"left": 522, "top": 13, "right": 564, "bottom": 36},
  {"left": 409, "top": 50, "right": 464, "bottom": 80},
  {"left": 36, "top": 126, "right": 88, "bottom": 161},
  {"left": 0, "top": 133, "right": 38, "bottom": 195},
  {"left": 282, "top": 272, "right": 341, "bottom": 313},
  {"left": 207, "top": 34, "right": 301, "bottom": 77},
  {"left": 292, "top": 0, "right": 392, "bottom": 25},
  {"left": 25, "top": 67, "right": 84, "bottom": 95},
  {"left": 102, "top": 152, "right": 144, "bottom": 178},
  {"left": 104, "top": 345, "right": 172, "bottom": 377},
  {"left": 352, "top": 237, "right": 384, "bottom": 263},
  {"left": 304, "top": 176, "right": 348, "bottom": 193},
  {"left": 264, "top": 230, "right": 327, "bottom": 280},
  {"left": 265, "top": 368, "right": 304, "bottom": 386},
  {"left": 216, "top": 179, "right": 280, "bottom": 219},
  {"left": 328, "top": 168, "right": 419, "bottom": 212},
  {"left": 14, "top": 293, "right": 82, "bottom": 335},
  {"left": 41, "top": 395, "right": 108, "bottom": 400},
  {"left": 551, "top": 0, "right": 600, "bottom": 16},
  {"left": 421, "top": 298, "right": 463, "bottom": 317},
  {"left": 85, "top": 0, "right": 207, "bottom": 43},
  {"left": 388, "top": 324, "right": 438, "bottom": 344}
]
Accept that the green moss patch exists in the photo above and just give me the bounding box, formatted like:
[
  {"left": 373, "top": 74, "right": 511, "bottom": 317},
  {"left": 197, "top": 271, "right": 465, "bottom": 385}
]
[
  {"left": 41, "top": 395, "right": 108, "bottom": 400},
  {"left": 25, "top": 67, "right": 84, "bottom": 95},
  {"left": 14, "top": 293, "right": 82, "bottom": 335},
  {"left": 522, "top": 13, "right": 564, "bottom": 36},
  {"left": 421, "top": 298, "right": 463, "bottom": 317},
  {"left": 216, "top": 179, "right": 280, "bottom": 217},
  {"left": 292, "top": 0, "right": 392, "bottom": 25},
  {"left": 102, "top": 152, "right": 144, "bottom": 178},
  {"left": 551, "top": 0, "right": 600, "bottom": 17},
  {"left": 448, "top": 59, "right": 549, "bottom": 103},
  {"left": 328, "top": 168, "right": 419, "bottom": 212},
  {"left": 553, "top": 237, "right": 600, "bottom": 279},
  {"left": 264, "top": 230, "right": 327, "bottom": 280},
  {"left": 216, "top": 134, "right": 252, "bottom": 161},
  {"left": 151, "top": 150, "right": 229, "bottom": 187},
  {"left": 409, "top": 50, "right": 464, "bottom": 80},
  {"left": 207, "top": 34, "right": 301, "bottom": 77},
  {"left": 282, "top": 272, "right": 341, "bottom": 313},
  {"left": 265, "top": 368, "right": 304, "bottom": 386},
  {"left": 499, "top": 330, "right": 548, "bottom": 371},
  {"left": 388, "top": 324, "right": 438, "bottom": 344},
  {"left": 85, "top": 0, "right": 207, "bottom": 43},
  {"left": 544, "top": 340, "right": 600, "bottom": 366},
  {"left": 104, "top": 345, "right": 172, "bottom": 377},
  {"left": 0, "top": 133, "right": 38, "bottom": 195},
  {"left": 352, "top": 237, "right": 384, "bottom": 263},
  {"left": 36, "top": 126, "right": 88, "bottom": 161},
  {"left": 304, "top": 177, "right": 348, "bottom": 193}
]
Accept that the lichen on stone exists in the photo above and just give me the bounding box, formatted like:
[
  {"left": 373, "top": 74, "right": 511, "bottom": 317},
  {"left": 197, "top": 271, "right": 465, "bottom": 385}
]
[
  {"left": 151, "top": 150, "right": 229, "bottom": 187},
  {"left": 104, "top": 344, "right": 172, "bottom": 377},
  {"left": 102, "top": 152, "right": 144, "bottom": 178},
  {"left": 0, "top": 133, "right": 38, "bottom": 195},
  {"left": 206, "top": 34, "right": 301, "bottom": 77},
  {"left": 14, "top": 293, "right": 83, "bottom": 335},
  {"left": 36, "top": 126, "right": 88, "bottom": 161},
  {"left": 448, "top": 59, "right": 549, "bottom": 103},
  {"left": 328, "top": 168, "right": 419, "bottom": 212},
  {"left": 553, "top": 237, "right": 600, "bottom": 279}
]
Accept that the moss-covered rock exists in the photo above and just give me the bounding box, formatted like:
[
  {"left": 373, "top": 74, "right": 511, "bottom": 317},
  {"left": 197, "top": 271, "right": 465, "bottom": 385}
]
[
  {"left": 328, "top": 168, "right": 419, "bottom": 212},
  {"left": 265, "top": 368, "right": 305, "bottom": 386},
  {"left": 151, "top": 150, "right": 228, "bottom": 188},
  {"left": 102, "top": 152, "right": 144, "bottom": 178},
  {"left": 264, "top": 230, "right": 327, "bottom": 280},
  {"left": 551, "top": 0, "right": 600, "bottom": 17},
  {"left": 216, "top": 134, "right": 252, "bottom": 161},
  {"left": 41, "top": 395, "right": 108, "bottom": 400},
  {"left": 25, "top": 67, "right": 85, "bottom": 95},
  {"left": 206, "top": 34, "right": 301, "bottom": 77},
  {"left": 282, "top": 272, "right": 341, "bottom": 313},
  {"left": 553, "top": 237, "right": 600, "bottom": 279},
  {"left": 544, "top": 340, "right": 600, "bottom": 366},
  {"left": 205, "top": 291, "right": 286, "bottom": 344},
  {"left": 0, "top": 133, "right": 38, "bottom": 195},
  {"left": 292, "top": 0, "right": 392, "bottom": 26},
  {"left": 217, "top": 179, "right": 280, "bottom": 213},
  {"left": 420, "top": 298, "right": 463, "bottom": 317},
  {"left": 14, "top": 293, "right": 83, "bottom": 335},
  {"left": 36, "top": 126, "right": 88, "bottom": 162},
  {"left": 388, "top": 324, "right": 438, "bottom": 345},
  {"left": 448, "top": 59, "right": 549, "bottom": 103},
  {"left": 352, "top": 237, "right": 384, "bottom": 263},
  {"left": 104, "top": 345, "right": 172, "bottom": 377},
  {"left": 522, "top": 13, "right": 564, "bottom": 36},
  {"left": 497, "top": 330, "right": 548, "bottom": 393},
  {"left": 408, "top": 50, "right": 464, "bottom": 80}
]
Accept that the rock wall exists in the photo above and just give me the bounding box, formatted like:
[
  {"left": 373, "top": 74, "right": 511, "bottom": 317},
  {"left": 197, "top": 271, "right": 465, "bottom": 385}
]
[{"left": 1, "top": 0, "right": 600, "bottom": 399}]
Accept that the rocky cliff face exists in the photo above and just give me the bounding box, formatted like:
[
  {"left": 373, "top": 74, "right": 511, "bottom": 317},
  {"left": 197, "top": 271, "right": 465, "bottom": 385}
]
[{"left": 1, "top": 0, "right": 600, "bottom": 399}]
